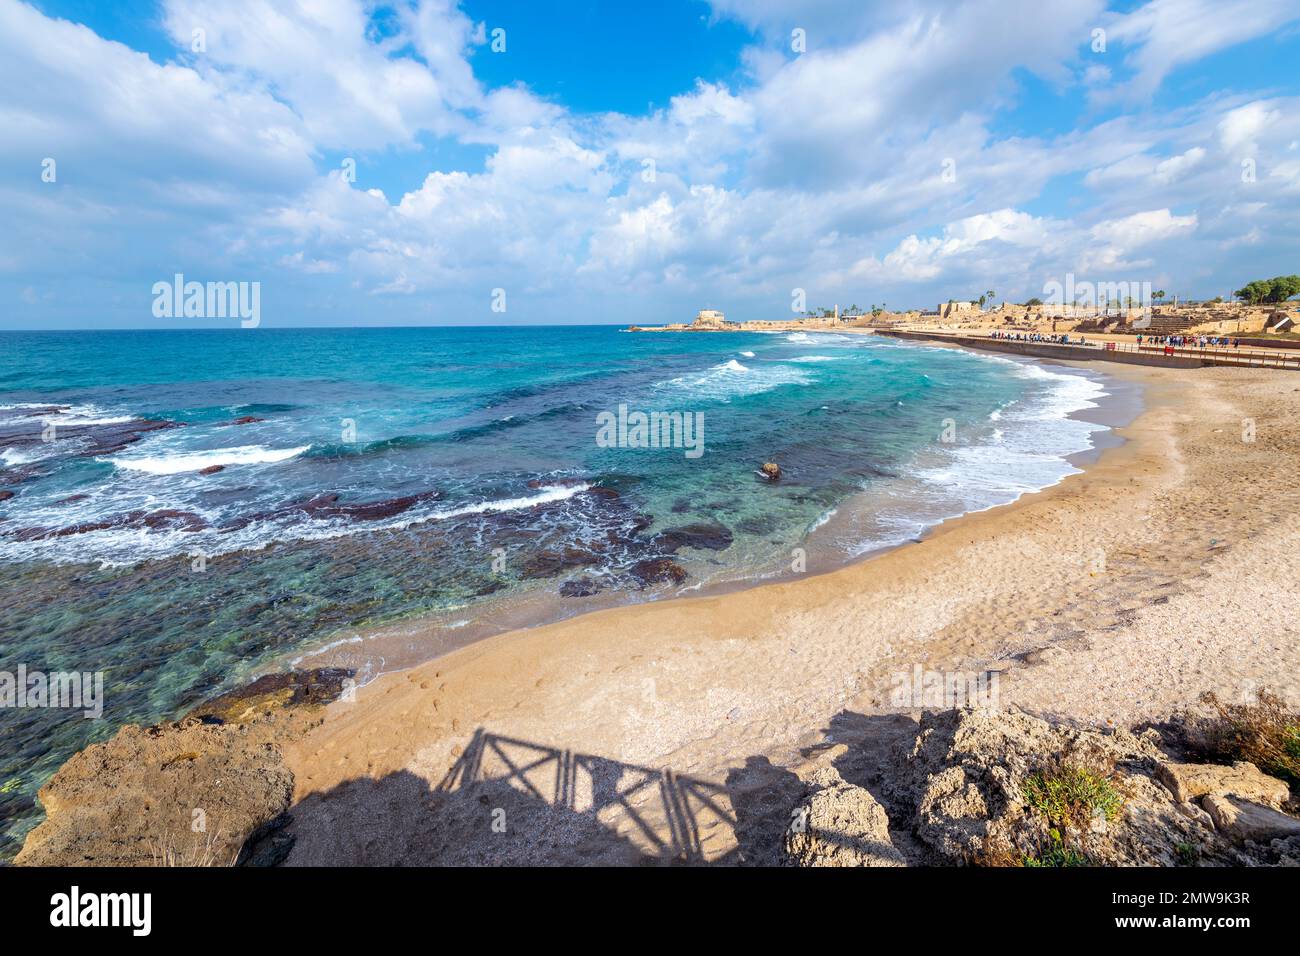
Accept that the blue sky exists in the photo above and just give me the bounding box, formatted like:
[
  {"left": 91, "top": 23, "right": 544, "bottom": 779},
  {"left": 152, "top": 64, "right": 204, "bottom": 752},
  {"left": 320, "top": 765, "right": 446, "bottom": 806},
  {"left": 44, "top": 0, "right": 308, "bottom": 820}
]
[{"left": 3, "top": 0, "right": 1300, "bottom": 328}]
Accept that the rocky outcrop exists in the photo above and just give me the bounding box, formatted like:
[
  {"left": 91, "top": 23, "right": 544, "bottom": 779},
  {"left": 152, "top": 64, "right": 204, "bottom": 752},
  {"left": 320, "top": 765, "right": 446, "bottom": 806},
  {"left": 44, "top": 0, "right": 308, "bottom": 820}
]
[
  {"left": 783, "top": 708, "right": 1299, "bottom": 867},
  {"left": 1155, "top": 760, "right": 1289, "bottom": 808},
  {"left": 783, "top": 767, "right": 906, "bottom": 867},
  {"left": 1203, "top": 796, "right": 1300, "bottom": 844},
  {"left": 186, "top": 667, "right": 353, "bottom": 725},
  {"left": 15, "top": 668, "right": 352, "bottom": 867},
  {"left": 14, "top": 719, "right": 293, "bottom": 867},
  {"left": 759, "top": 462, "right": 781, "bottom": 482}
]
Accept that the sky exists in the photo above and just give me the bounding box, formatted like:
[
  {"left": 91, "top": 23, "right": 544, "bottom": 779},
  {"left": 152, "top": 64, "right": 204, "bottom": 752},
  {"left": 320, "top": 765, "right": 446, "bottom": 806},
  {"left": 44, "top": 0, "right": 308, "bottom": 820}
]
[{"left": 2, "top": 0, "right": 1299, "bottom": 329}]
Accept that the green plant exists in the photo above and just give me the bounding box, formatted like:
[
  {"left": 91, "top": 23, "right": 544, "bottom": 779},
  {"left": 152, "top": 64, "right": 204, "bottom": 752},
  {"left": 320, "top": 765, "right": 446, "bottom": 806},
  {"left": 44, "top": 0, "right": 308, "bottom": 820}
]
[
  {"left": 1023, "top": 829, "right": 1090, "bottom": 867},
  {"left": 1022, "top": 762, "right": 1124, "bottom": 829},
  {"left": 1175, "top": 842, "right": 1199, "bottom": 866}
]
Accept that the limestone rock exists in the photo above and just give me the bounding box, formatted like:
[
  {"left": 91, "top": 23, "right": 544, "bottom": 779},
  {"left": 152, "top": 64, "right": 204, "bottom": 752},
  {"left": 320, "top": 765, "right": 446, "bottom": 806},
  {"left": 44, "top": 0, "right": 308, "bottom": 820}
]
[
  {"left": 1156, "top": 760, "right": 1289, "bottom": 808},
  {"left": 759, "top": 462, "right": 781, "bottom": 481},
  {"left": 885, "top": 708, "right": 1211, "bottom": 865},
  {"left": 1202, "top": 795, "right": 1300, "bottom": 844},
  {"left": 14, "top": 719, "right": 293, "bottom": 867},
  {"left": 783, "top": 769, "right": 906, "bottom": 867}
]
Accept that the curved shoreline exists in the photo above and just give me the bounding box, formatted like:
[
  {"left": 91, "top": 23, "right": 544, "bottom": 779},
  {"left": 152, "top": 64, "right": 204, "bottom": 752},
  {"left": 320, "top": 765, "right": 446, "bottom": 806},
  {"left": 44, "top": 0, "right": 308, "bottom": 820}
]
[
  {"left": 281, "top": 343, "right": 1138, "bottom": 687},
  {"left": 270, "top": 358, "right": 1300, "bottom": 863},
  {"left": 17, "top": 354, "right": 1300, "bottom": 864}
]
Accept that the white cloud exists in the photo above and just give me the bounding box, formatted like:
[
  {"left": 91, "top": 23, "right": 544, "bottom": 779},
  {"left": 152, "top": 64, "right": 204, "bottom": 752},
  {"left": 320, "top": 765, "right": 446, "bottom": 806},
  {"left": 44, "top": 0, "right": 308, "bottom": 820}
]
[
  {"left": 1104, "top": 0, "right": 1300, "bottom": 100},
  {"left": 3, "top": 0, "right": 1300, "bottom": 327}
]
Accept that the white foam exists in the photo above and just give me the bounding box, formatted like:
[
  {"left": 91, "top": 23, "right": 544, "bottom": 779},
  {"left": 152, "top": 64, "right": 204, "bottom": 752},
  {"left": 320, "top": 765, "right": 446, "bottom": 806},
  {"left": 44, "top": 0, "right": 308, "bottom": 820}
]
[
  {"left": 654, "top": 358, "right": 812, "bottom": 401},
  {"left": 1, "top": 446, "right": 59, "bottom": 466},
  {"left": 103, "top": 444, "right": 309, "bottom": 475},
  {"left": 427, "top": 482, "right": 589, "bottom": 520},
  {"left": 787, "top": 355, "right": 843, "bottom": 363},
  {"left": 0, "top": 481, "right": 594, "bottom": 567}
]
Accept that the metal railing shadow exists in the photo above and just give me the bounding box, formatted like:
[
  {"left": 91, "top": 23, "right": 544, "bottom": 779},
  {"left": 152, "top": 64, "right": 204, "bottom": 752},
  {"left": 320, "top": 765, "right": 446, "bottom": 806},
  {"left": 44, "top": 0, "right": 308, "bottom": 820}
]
[{"left": 437, "top": 728, "right": 737, "bottom": 862}]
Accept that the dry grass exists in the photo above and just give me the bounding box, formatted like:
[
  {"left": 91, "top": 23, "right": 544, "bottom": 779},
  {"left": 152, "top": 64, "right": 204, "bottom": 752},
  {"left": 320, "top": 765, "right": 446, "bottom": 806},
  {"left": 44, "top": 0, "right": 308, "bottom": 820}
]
[
  {"left": 1197, "top": 689, "right": 1300, "bottom": 787},
  {"left": 149, "top": 826, "right": 238, "bottom": 867}
]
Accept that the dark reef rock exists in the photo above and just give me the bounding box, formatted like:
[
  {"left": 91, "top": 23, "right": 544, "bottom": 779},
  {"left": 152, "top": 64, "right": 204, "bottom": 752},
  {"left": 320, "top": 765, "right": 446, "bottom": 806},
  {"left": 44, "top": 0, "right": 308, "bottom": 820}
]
[
  {"left": 223, "top": 490, "right": 440, "bottom": 530},
  {"left": 520, "top": 546, "right": 604, "bottom": 579},
  {"left": 141, "top": 509, "right": 208, "bottom": 532},
  {"left": 629, "top": 558, "right": 688, "bottom": 587},
  {"left": 650, "top": 520, "right": 734, "bottom": 553},
  {"left": 185, "top": 667, "right": 356, "bottom": 726},
  {"left": 559, "top": 577, "right": 603, "bottom": 598}
]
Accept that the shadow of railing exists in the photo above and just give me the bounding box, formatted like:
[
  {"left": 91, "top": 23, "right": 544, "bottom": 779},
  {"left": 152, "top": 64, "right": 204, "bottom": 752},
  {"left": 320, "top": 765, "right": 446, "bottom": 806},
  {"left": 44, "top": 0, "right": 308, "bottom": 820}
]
[{"left": 437, "top": 729, "right": 739, "bottom": 863}]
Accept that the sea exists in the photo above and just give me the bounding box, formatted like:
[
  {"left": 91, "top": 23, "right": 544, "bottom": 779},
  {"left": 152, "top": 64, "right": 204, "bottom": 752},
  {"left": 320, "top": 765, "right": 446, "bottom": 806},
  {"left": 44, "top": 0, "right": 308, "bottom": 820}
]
[{"left": 0, "top": 324, "right": 1116, "bottom": 857}]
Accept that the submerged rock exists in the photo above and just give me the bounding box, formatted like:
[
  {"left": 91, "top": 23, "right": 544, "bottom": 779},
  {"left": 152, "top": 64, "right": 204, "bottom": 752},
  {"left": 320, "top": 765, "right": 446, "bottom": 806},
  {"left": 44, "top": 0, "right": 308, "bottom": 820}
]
[
  {"left": 187, "top": 667, "right": 355, "bottom": 725},
  {"left": 520, "top": 546, "right": 604, "bottom": 580},
  {"left": 629, "top": 558, "right": 688, "bottom": 587},
  {"left": 0, "top": 490, "right": 12, "bottom": 502},
  {"left": 559, "top": 577, "right": 602, "bottom": 598},
  {"left": 650, "top": 520, "right": 733, "bottom": 553}
]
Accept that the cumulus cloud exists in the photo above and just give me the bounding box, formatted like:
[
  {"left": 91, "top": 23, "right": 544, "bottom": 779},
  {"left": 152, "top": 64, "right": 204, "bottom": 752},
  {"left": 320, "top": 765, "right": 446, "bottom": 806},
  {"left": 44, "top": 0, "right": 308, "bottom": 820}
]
[{"left": 3, "top": 0, "right": 1300, "bottom": 327}]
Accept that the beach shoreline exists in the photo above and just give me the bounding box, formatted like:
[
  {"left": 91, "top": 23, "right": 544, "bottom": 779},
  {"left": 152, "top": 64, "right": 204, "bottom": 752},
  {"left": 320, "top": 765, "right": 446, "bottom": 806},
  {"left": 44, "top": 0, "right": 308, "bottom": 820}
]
[
  {"left": 271, "top": 354, "right": 1300, "bottom": 864},
  {"left": 280, "top": 340, "right": 1137, "bottom": 688}
]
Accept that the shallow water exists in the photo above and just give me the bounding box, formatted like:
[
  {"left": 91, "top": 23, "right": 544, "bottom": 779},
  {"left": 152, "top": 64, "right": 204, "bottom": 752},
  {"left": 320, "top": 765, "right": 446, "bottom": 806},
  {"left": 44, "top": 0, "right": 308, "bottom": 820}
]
[{"left": 0, "top": 325, "right": 1111, "bottom": 857}]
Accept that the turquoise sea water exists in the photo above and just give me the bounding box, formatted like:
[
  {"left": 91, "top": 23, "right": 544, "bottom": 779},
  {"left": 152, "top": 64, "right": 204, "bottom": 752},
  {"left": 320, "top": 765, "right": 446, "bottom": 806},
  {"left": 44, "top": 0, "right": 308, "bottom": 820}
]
[{"left": 0, "top": 325, "right": 1110, "bottom": 857}]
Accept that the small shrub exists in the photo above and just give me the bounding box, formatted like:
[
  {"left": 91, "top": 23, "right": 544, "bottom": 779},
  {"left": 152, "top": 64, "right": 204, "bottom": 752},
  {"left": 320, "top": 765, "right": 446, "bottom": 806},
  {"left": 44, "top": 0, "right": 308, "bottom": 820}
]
[
  {"left": 1198, "top": 689, "right": 1300, "bottom": 786},
  {"left": 1022, "top": 761, "right": 1124, "bottom": 830},
  {"left": 1023, "top": 830, "right": 1089, "bottom": 867}
]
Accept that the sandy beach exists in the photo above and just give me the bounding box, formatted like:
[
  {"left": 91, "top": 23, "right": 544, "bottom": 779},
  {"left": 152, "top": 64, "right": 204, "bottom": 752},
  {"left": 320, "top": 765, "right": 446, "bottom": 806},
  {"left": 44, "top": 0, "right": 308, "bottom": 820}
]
[{"left": 274, "top": 357, "right": 1300, "bottom": 865}]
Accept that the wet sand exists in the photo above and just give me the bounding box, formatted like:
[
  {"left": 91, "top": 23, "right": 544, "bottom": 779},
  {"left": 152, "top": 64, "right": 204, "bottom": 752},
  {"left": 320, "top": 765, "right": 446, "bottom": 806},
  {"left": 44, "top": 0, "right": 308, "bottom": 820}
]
[{"left": 279, "top": 362, "right": 1300, "bottom": 865}]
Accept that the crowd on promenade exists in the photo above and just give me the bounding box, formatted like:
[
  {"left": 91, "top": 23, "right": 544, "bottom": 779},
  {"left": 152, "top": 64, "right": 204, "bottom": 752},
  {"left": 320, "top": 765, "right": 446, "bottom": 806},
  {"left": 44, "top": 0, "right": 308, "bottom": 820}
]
[
  {"left": 987, "top": 331, "right": 1079, "bottom": 344},
  {"left": 1135, "top": 334, "right": 1241, "bottom": 348},
  {"left": 987, "top": 330, "right": 1246, "bottom": 350}
]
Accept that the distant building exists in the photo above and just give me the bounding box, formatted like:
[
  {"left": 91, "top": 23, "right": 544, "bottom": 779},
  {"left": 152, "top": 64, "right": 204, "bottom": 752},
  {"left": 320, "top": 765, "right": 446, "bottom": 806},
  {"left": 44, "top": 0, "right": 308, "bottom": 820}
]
[
  {"left": 692, "top": 309, "right": 728, "bottom": 328},
  {"left": 938, "top": 301, "right": 977, "bottom": 318}
]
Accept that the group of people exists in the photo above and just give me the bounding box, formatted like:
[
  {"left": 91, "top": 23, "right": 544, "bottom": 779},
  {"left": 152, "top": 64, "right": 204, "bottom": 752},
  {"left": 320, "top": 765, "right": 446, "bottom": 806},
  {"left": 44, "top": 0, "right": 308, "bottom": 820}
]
[
  {"left": 986, "top": 329, "right": 1245, "bottom": 350},
  {"left": 1136, "top": 334, "right": 1241, "bottom": 348},
  {"left": 987, "top": 331, "right": 1079, "bottom": 345}
]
